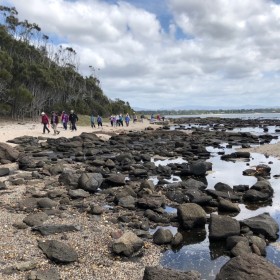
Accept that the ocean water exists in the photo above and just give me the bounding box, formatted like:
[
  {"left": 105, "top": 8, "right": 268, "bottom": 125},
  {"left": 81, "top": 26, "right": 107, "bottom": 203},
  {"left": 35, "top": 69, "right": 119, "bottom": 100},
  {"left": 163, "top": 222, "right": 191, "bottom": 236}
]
[{"left": 166, "top": 112, "right": 280, "bottom": 120}]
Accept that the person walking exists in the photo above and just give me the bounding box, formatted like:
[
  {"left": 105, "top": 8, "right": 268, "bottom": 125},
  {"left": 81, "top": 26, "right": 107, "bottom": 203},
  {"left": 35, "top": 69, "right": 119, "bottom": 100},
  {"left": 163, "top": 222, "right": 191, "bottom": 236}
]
[
  {"left": 69, "top": 110, "right": 78, "bottom": 131},
  {"left": 41, "top": 112, "right": 50, "bottom": 134},
  {"left": 119, "top": 114, "right": 123, "bottom": 126},
  {"left": 90, "top": 113, "right": 96, "bottom": 128},
  {"left": 125, "top": 113, "right": 130, "bottom": 127},
  {"left": 133, "top": 112, "right": 137, "bottom": 123},
  {"left": 97, "top": 115, "right": 103, "bottom": 128},
  {"left": 51, "top": 111, "right": 60, "bottom": 135},
  {"left": 62, "top": 112, "right": 69, "bottom": 130}
]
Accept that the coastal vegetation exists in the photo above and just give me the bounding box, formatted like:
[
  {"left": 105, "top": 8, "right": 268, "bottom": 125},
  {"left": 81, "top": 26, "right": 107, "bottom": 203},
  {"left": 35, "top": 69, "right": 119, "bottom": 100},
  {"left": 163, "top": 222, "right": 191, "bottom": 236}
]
[{"left": 0, "top": 5, "right": 133, "bottom": 119}]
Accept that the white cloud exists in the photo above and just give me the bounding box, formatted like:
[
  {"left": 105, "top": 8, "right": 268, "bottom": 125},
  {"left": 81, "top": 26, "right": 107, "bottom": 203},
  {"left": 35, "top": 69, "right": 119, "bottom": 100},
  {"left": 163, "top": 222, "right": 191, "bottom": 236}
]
[{"left": 5, "top": 0, "right": 280, "bottom": 109}]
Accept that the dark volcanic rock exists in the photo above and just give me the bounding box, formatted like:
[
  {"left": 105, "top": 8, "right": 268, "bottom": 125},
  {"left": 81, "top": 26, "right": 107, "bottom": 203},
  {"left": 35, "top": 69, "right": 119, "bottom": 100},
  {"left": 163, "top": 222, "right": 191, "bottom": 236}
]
[
  {"left": 143, "top": 266, "right": 201, "bottom": 280},
  {"left": 23, "top": 212, "right": 49, "bottom": 226},
  {"left": 29, "top": 268, "right": 61, "bottom": 280},
  {"left": 216, "top": 253, "right": 280, "bottom": 280},
  {"left": 240, "top": 213, "right": 279, "bottom": 241},
  {"left": 68, "top": 189, "right": 90, "bottom": 199},
  {"left": 153, "top": 228, "right": 173, "bottom": 245},
  {"left": 32, "top": 224, "right": 79, "bottom": 235},
  {"left": 102, "top": 174, "right": 126, "bottom": 187},
  {"left": 209, "top": 214, "right": 240, "bottom": 240},
  {"left": 214, "top": 182, "right": 233, "bottom": 192},
  {"left": 231, "top": 240, "right": 252, "bottom": 257},
  {"left": 180, "top": 161, "right": 208, "bottom": 177},
  {"left": 38, "top": 240, "right": 78, "bottom": 263},
  {"left": 218, "top": 198, "right": 240, "bottom": 213},
  {"left": 243, "top": 179, "right": 274, "bottom": 202},
  {"left": 0, "top": 142, "right": 19, "bottom": 162},
  {"left": 177, "top": 203, "right": 207, "bottom": 229},
  {"left": 58, "top": 171, "right": 80, "bottom": 187},
  {"left": 206, "top": 189, "right": 241, "bottom": 201},
  {"left": 78, "top": 172, "right": 103, "bottom": 192},
  {"left": 37, "top": 198, "right": 58, "bottom": 209},
  {"left": 111, "top": 231, "right": 144, "bottom": 257},
  {"left": 137, "top": 194, "right": 165, "bottom": 209},
  {"left": 0, "top": 167, "right": 10, "bottom": 176}
]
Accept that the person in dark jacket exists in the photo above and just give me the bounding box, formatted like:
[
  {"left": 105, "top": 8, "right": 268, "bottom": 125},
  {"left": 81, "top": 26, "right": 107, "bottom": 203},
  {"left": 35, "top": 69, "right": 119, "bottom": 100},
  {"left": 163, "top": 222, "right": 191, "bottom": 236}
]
[
  {"left": 41, "top": 112, "right": 50, "bottom": 134},
  {"left": 97, "top": 115, "right": 102, "bottom": 128},
  {"left": 69, "top": 110, "right": 78, "bottom": 131}
]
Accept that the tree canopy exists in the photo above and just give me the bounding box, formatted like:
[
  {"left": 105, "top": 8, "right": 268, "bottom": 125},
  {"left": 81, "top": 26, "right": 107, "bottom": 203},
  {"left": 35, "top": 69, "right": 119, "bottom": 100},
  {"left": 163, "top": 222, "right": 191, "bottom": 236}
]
[{"left": 0, "top": 5, "right": 133, "bottom": 119}]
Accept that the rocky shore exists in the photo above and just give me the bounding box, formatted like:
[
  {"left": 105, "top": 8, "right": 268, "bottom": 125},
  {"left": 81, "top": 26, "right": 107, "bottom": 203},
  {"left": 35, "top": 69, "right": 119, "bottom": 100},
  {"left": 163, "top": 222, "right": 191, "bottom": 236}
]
[{"left": 1, "top": 118, "right": 280, "bottom": 279}]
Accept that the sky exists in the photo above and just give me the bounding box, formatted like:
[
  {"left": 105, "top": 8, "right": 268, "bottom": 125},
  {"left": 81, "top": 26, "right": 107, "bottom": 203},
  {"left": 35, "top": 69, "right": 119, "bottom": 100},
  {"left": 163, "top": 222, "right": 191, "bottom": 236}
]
[{"left": 3, "top": 0, "right": 280, "bottom": 110}]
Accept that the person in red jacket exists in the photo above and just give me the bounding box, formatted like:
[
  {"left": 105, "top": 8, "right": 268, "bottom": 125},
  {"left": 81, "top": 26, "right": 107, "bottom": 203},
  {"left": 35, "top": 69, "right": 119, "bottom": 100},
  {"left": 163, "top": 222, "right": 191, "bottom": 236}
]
[{"left": 41, "top": 112, "right": 50, "bottom": 134}]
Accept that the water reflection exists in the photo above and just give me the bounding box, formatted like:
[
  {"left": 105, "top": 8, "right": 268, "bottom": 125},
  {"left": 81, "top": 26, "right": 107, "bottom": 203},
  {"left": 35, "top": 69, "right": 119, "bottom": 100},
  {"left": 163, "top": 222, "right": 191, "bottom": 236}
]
[{"left": 152, "top": 128, "right": 280, "bottom": 278}]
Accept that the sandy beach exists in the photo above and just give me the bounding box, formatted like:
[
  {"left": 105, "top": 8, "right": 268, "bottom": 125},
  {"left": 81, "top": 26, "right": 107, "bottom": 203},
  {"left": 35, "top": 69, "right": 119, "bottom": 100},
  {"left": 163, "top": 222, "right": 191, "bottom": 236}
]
[{"left": 0, "top": 118, "right": 162, "bottom": 144}]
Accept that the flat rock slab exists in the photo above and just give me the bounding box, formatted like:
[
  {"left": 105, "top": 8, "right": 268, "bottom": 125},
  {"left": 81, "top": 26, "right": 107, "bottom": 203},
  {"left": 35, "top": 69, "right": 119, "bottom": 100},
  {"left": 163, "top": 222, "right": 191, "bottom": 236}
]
[
  {"left": 32, "top": 224, "right": 80, "bottom": 235},
  {"left": 38, "top": 240, "right": 78, "bottom": 264},
  {"left": 0, "top": 167, "right": 10, "bottom": 176},
  {"left": 143, "top": 266, "right": 201, "bottom": 280},
  {"left": 29, "top": 268, "right": 60, "bottom": 280},
  {"left": 23, "top": 212, "right": 49, "bottom": 227}
]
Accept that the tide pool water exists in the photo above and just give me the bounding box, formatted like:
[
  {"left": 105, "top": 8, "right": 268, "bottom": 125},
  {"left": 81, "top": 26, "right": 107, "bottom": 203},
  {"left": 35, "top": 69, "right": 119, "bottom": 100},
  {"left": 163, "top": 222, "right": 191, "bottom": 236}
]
[{"left": 151, "top": 135, "right": 280, "bottom": 279}]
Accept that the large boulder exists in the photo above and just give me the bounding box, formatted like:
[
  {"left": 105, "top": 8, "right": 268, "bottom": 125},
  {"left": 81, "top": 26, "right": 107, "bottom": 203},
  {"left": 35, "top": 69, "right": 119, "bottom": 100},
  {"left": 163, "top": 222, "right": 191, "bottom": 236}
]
[
  {"left": 38, "top": 240, "right": 78, "bottom": 264},
  {"left": 23, "top": 212, "right": 49, "bottom": 227},
  {"left": 78, "top": 172, "right": 103, "bottom": 192},
  {"left": 215, "top": 253, "right": 280, "bottom": 280},
  {"left": 137, "top": 194, "right": 165, "bottom": 209},
  {"left": 153, "top": 228, "right": 173, "bottom": 245},
  {"left": 181, "top": 161, "right": 208, "bottom": 177},
  {"left": 240, "top": 213, "right": 279, "bottom": 241},
  {"left": 58, "top": 171, "right": 80, "bottom": 187},
  {"left": 218, "top": 198, "right": 240, "bottom": 213},
  {"left": 103, "top": 174, "right": 126, "bottom": 187},
  {"left": 111, "top": 231, "right": 144, "bottom": 257},
  {"left": 143, "top": 266, "right": 201, "bottom": 280},
  {"left": 177, "top": 203, "right": 207, "bottom": 229},
  {"left": 209, "top": 214, "right": 240, "bottom": 240},
  {"left": 243, "top": 179, "right": 274, "bottom": 202},
  {"left": 182, "top": 178, "right": 207, "bottom": 190},
  {"left": 0, "top": 142, "right": 19, "bottom": 162}
]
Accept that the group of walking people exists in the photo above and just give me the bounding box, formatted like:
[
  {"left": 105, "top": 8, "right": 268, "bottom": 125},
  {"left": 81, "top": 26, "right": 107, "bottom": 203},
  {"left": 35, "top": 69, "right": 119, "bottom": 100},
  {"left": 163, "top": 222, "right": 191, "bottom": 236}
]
[
  {"left": 108, "top": 113, "right": 134, "bottom": 127},
  {"left": 41, "top": 110, "right": 142, "bottom": 134},
  {"left": 90, "top": 113, "right": 103, "bottom": 128},
  {"left": 41, "top": 110, "right": 78, "bottom": 134}
]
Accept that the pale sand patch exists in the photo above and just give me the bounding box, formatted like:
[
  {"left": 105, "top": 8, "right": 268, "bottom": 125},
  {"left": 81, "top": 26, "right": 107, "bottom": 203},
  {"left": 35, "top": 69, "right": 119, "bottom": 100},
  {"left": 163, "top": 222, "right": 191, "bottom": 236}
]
[
  {"left": 0, "top": 119, "right": 162, "bottom": 145},
  {"left": 240, "top": 142, "right": 280, "bottom": 159}
]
